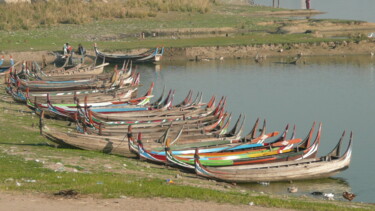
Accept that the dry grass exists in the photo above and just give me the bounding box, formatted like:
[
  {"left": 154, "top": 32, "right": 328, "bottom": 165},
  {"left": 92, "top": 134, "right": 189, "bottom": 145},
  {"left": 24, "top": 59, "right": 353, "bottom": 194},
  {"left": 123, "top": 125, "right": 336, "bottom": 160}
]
[{"left": 0, "top": 0, "right": 213, "bottom": 30}]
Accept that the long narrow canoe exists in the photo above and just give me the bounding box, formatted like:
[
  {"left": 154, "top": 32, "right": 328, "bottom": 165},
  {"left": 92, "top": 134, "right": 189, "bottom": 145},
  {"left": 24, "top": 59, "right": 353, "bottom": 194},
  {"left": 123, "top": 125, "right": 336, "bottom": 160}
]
[
  {"left": 94, "top": 43, "right": 164, "bottom": 63},
  {"left": 194, "top": 130, "right": 352, "bottom": 182}
]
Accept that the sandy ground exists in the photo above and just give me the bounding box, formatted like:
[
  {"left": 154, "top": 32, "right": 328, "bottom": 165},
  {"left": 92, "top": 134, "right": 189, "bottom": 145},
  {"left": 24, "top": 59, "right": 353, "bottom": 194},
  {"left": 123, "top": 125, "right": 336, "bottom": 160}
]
[{"left": 0, "top": 191, "right": 294, "bottom": 211}]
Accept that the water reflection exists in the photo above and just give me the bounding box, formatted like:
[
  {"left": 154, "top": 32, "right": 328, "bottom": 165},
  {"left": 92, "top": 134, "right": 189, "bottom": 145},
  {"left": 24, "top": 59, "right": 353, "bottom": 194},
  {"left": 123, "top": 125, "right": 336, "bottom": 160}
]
[{"left": 105, "top": 55, "right": 375, "bottom": 203}]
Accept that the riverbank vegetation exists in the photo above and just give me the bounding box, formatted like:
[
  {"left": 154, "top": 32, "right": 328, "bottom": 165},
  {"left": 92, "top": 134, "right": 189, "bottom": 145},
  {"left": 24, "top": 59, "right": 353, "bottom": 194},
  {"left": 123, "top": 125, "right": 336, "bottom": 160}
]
[
  {"left": 3, "top": 1, "right": 372, "bottom": 53},
  {"left": 0, "top": 0, "right": 212, "bottom": 30}
]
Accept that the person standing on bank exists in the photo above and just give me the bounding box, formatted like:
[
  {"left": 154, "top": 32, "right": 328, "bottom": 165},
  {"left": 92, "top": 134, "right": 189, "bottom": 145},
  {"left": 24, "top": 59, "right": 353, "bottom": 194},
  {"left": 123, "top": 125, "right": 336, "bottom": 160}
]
[
  {"left": 66, "top": 43, "right": 73, "bottom": 54},
  {"left": 78, "top": 44, "right": 86, "bottom": 56},
  {"left": 63, "top": 43, "right": 68, "bottom": 56},
  {"left": 305, "top": 0, "right": 311, "bottom": 9},
  {"left": 77, "top": 44, "right": 86, "bottom": 63}
]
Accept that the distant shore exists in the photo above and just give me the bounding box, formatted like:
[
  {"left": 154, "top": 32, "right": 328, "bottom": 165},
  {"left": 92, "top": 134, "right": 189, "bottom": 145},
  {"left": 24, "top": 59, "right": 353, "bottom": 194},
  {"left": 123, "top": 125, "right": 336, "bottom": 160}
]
[
  {"left": 165, "top": 39, "right": 375, "bottom": 61},
  {"left": 5, "top": 39, "right": 375, "bottom": 65}
]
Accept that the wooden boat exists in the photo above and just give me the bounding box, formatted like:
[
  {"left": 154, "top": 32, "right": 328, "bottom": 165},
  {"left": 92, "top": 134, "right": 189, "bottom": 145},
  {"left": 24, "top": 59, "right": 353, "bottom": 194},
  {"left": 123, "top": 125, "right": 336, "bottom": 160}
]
[
  {"left": 42, "top": 62, "right": 108, "bottom": 77},
  {"left": 40, "top": 114, "right": 243, "bottom": 157},
  {"left": 0, "top": 56, "right": 15, "bottom": 75},
  {"left": 163, "top": 123, "right": 320, "bottom": 168},
  {"left": 17, "top": 60, "right": 109, "bottom": 80},
  {"left": 154, "top": 123, "right": 299, "bottom": 166},
  {"left": 42, "top": 127, "right": 136, "bottom": 157},
  {"left": 87, "top": 93, "right": 218, "bottom": 122},
  {"left": 128, "top": 118, "right": 272, "bottom": 160},
  {"left": 81, "top": 111, "right": 232, "bottom": 141},
  {"left": 43, "top": 96, "right": 225, "bottom": 132},
  {"left": 37, "top": 62, "right": 120, "bottom": 81},
  {"left": 7, "top": 81, "right": 140, "bottom": 105},
  {"left": 77, "top": 109, "right": 232, "bottom": 143},
  {"left": 30, "top": 88, "right": 208, "bottom": 124},
  {"left": 157, "top": 118, "right": 277, "bottom": 155},
  {"left": 194, "top": 130, "right": 353, "bottom": 182},
  {"left": 14, "top": 60, "right": 134, "bottom": 89},
  {"left": 26, "top": 82, "right": 154, "bottom": 114},
  {"left": 61, "top": 88, "right": 202, "bottom": 118},
  {"left": 24, "top": 86, "right": 155, "bottom": 123},
  {"left": 6, "top": 70, "right": 141, "bottom": 105},
  {"left": 8, "top": 64, "right": 138, "bottom": 92},
  {"left": 94, "top": 43, "right": 164, "bottom": 63},
  {"left": 80, "top": 98, "right": 227, "bottom": 137},
  {"left": 1, "top": 61, "right": 20, "bottom": 77},
  {"left": 13, "top": 75, "right": 133, "bottom": 92},
  {"left": 42, "top": 126, "right": 241, "bottom": 158},
  {"left": 131, "top": 122, "right": 283, "bottom": 164}
]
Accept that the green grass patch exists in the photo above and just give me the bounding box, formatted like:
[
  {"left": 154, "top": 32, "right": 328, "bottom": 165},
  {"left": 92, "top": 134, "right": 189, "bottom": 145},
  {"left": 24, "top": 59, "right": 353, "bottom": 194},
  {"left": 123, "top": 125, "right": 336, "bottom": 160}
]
[
  {"left": 0, "top": 1, "right": 365, "bottom": 53},
  {"left": 0, "top": 29, "right": 352, "bottom": 53},
  {"left": 93, "top": 33, "right": 349, "bottom": 50},
  {"left": 0, "top": 152, "right": 373, "bottom": 211},
  {"left": 0, "top": 2, "right": 295, "bottom": 52}
]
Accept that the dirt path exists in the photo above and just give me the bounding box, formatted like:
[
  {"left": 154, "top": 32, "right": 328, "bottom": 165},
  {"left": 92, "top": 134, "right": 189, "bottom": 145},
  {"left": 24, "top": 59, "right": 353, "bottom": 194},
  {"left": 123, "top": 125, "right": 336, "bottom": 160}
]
[{"left": 0, "top": 191, "right": 293, "bottom": 211}]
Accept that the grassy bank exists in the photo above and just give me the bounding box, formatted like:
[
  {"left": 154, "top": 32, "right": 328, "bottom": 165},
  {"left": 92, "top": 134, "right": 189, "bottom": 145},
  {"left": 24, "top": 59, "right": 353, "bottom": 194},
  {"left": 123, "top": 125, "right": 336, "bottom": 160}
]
[
  {"left": 0, "top": 86, "right": 374, "bottom": 211},
  {"left": 0, "top": 0, "right": 212, "bottom": 31},
  {"left": 0, "top": 30, "right": 340, "bottom": 52},
  {"left": 1, "top": 2, "right": 367, "bottom": 53}
]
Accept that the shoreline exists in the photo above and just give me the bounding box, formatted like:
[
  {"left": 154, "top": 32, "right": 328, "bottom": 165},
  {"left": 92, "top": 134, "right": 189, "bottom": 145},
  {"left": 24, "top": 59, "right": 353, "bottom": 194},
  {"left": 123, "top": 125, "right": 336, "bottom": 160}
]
[
  {"left": 4, "top": 39, "right": 375, "bottom": 64},
  {"left": 166, "top": 40, "right": 375, "bottom": 61}
]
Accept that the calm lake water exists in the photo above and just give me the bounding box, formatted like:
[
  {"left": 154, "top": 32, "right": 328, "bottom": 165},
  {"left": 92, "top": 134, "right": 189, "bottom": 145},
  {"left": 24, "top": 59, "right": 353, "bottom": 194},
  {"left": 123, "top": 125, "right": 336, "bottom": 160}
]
[
  {"left": 253, "top": 0, "right": 375, "bottom": 23},
  {"left": 134, "top": 56, "right": 375, "bottom": 203}
]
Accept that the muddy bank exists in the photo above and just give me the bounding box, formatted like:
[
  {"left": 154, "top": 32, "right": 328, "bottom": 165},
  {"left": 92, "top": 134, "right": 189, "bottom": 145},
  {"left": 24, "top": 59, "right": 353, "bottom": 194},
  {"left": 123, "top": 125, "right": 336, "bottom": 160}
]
[
  {"left": 163, "top": 39, "right": 375, "bottom": 61},
  {"left": 279, "top": 20, "right": 375, "bottom": 34},
  {"left": 3, "top": 39, "right": 375, "bottom": 64}
]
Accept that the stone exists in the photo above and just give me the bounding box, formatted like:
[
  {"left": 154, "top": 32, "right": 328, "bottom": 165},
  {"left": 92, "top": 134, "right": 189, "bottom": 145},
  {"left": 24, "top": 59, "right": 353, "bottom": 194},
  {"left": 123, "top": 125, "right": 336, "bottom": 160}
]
[
  {"left": 324, "top": 193, "right": 334, "bottom": 200},
  {"left": 4, "top": 178, "right": 14, "bottom": 183},
  {"left": 287, "top": 186, "right": 298, "bottom": 193}
]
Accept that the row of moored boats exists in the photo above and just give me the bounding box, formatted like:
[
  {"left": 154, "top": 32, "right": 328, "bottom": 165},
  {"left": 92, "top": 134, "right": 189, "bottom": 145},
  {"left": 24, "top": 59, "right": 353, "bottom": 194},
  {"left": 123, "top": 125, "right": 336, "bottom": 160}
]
[{"left": 1, "top": 55, "right": 352, "bottom": 183}]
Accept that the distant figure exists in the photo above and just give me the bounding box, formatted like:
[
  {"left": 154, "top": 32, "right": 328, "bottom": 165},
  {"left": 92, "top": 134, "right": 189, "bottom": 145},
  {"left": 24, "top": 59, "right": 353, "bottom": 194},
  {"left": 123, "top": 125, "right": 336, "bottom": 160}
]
[
  {"left": 10, "top": 56, "right": 14, "bottom": 66},
  {"left": 77, "top": 44, "right": 86, "bottom": 55},
  {"left": 272, "top": 0, "right": 280, "bottom": 8},
  {"left": 66, "top": 43, "right": 73, "bottom": 54},
  {"left": 63, "top": 43, "right": 67, "bottom": 56},
  {"left": 42, "top": 55, "right": 47, "bottom": 68},
  {"left": 305, "top": 0, "right": 311, "bottom": 9}
]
